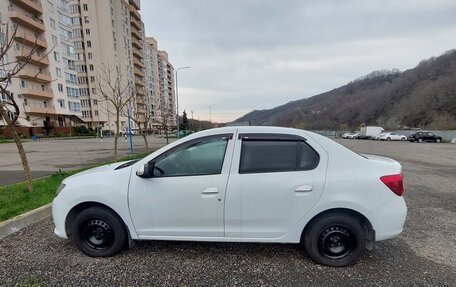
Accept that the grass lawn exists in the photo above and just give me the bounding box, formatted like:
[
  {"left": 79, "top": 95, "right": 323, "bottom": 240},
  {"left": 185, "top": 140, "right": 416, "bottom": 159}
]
[{"left": 0, "top": 152, "right": 150, "bottom": 222}]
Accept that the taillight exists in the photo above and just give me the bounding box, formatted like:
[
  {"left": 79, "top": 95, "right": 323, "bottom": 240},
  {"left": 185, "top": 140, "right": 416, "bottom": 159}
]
[{"left": 380, "top": 174, "right": 404, "bottom": 196}]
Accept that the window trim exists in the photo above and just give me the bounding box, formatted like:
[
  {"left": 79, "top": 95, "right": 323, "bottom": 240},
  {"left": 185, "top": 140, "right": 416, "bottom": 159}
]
[
  {"left": 238, "top": 135, "right": 319, "bottom": 174},
  {"left": 148, "top": 133, "right": 233, "bottom": 178}
]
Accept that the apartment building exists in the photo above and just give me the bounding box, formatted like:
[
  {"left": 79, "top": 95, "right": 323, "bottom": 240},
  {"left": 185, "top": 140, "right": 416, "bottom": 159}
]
[
  {"left": 0, "top": 0, "right": 84, "bottom": 130},
  {"left": 157, "top": 50, "right": 176, "bottom": 127},
  {"left": 1, "top": 0, "right": 176, "bottom": 133}
]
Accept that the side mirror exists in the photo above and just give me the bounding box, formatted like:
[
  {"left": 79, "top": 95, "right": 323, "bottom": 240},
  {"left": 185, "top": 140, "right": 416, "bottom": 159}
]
[{"left": 136, "top": 162, "right": 154, "bottom": 178}]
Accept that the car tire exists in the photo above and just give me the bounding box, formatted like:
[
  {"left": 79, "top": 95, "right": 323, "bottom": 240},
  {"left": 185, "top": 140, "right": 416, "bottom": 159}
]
[
  {"left": 418, "top": 138, "right": 423, "bottom": 143},
  {"left": 71, "top": 206, "right": 128, "bottom": 257},
  {"left": 401, "top": 138, "right": 406, "bottom": 141},
  {"left": 436, "top": 138, "right": 441, "bottom": 143},
  {"left": 303, "top": 213, "right": 366, "bottom": 267},
  {"left": 386, "top": 137, "right": 391, "bottom": 141}
]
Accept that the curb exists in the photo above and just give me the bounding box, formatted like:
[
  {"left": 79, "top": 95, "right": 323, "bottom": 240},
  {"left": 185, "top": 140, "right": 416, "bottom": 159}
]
[{"left": 0, "top": 203, "right": 52, "bottom": 239}]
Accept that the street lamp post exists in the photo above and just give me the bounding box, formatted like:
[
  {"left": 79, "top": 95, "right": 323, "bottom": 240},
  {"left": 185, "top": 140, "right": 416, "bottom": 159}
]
[{"left": 175, "top": 66, "right": 191, "bottom": 139}]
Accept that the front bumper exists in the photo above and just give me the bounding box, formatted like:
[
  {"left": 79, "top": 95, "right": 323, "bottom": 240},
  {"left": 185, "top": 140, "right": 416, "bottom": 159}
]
[{"left": 52, "top": 196, "right": 71, "bottom": 239}]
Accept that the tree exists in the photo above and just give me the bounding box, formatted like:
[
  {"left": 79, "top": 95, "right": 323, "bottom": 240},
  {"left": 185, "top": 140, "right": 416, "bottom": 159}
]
[
  {"left": 0, "top": 23, "right": 52, "bottom": 192},
  {"left": 153, "top": 97, "right": 173, "bottom": 144},
  {"left": 128, "top": 85, "right": 152, "bottom": 149},
  {"left": 181, "top": 110, "right": 188, "bottom": 131},
  {"left": 96, "top": 63, "right": 135, "bottom": 157}
]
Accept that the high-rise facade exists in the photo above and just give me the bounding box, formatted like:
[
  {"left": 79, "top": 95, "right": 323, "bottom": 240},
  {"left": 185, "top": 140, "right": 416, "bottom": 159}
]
[
  {"left": 0, "top": 0, "right": 84, "bottom": 129},
  {"left": 1, "top": 0, "right": 176, "bottom": 133}
]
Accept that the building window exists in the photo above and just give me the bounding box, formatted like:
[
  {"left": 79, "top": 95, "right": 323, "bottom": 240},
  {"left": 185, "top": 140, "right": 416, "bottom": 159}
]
[
  {"left": 83, "top": 4, "right": 88, "bottom": 11},
  {"left": 94, "top": 110, "right": 98, "bottom": 116},
  {"left": 89, "top": 64, "right": 94, "bottom": 71},
  {"left": 93, "top": 98, "right": 97, "bottom": 105},
  {"left": 85, "top": 28, "right": 90, "bottom": 35},
  {"left": 50, "top": 19, "right": 56, "bottom": 29},
  {"left": 88, "top": 52, "right": 93, "bottom": 59},
  {"left": 86, "top": 41, "right": 91, "bottom": 48},
  {"left": 92, "top": 88, "right": 97, "bottom": 95},
  {"left": 52, "top": 35, "right": 58, "bottom": 46},
  {"left": 54, "top": 51, "right": 60, "bottom": 61},
  {"left": 58, "top": 99, "right": 65, "bottom": 108},
  {"left": 20, "top": 80, "right": 25, "bottom": 88},
  {"left": 56, "top": 68, "right": 62, "bottom": 77},
  {"left": 57, "top": 83, "right": 63, "bottom": 92},
  {"left": 84, "top": 16, "right": 89, "bottom": 23},
  {"left": 90, "top": 76, "right": 95, "bottom": 83}
]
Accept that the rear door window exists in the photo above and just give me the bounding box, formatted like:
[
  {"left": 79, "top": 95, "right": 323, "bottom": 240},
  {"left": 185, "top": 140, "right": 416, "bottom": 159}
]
[{"left": 239, "top": 135, "right": 319, "bottom": 173}]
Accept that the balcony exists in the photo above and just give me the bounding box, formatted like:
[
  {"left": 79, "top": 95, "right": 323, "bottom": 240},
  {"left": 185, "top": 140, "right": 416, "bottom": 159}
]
[
  {"left": 9, "top": 11, "right": 45, "bottom": 33},
  {"left": 10, "top": 0, "right": 43, "bottom": 15},
  {"left": 136, "top": 97, "right": 144, "bottom": 104},
  {"left": 135, "top": 78, "right": 146, "bottom": 87},
  {"left": 136, "top": 88, "right": 146, "bottom": 96},
  {"left": 132, "top": 47, "right": 143, "bottom": 58},
  {"left": 131, "top": 28, "right": 142, "bottom": 40},
  {"left": 132, "top": 37, "right": 142, "bottom": 49},
  {"left": 133, "top": 59, "right": 144, "bottom": 68},
  {"left": 134, "top": 67, "right": 144, "bottom": 77},
  {"left": 129, "top": 5, "right": 141, "bottom": 20},
  {"left": 16, "top": 53, "right": 49, "bottom": 67},
  {"left": 130, "top": 16, "right": 142, "bottom": 30},
  {"left": 14, "top": 30, "right": 47, "bottom": 48},
  {"left": 18, "top": 67, "right": 52, "bottom": 82},
  {"left": 24, "top": 103, "right": 56, "bottom": 114},
  {"left": 21, "top": 88, "right": 53, "bottom": 99}
]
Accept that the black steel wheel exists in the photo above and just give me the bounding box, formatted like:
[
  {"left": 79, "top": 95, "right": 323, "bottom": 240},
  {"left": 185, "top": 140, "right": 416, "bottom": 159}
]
[
  {"left": 71, "top": 206, "right": 128, "bottom": 257},
  {"left": 304, "top": 213, "right": 366, "bottom": 266}
]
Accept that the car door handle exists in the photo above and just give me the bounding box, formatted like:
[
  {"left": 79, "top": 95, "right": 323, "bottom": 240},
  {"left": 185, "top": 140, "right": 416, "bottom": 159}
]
[
  {"left": 202, "top": 187, "right": 219, "bottom": 194},
  {"left": 295, "top": 185, "right": 313, "bottom": 192}
]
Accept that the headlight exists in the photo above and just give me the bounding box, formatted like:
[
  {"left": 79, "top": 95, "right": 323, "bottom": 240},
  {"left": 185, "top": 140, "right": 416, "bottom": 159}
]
[{"left": 56, "top": 183, "right": 66, "bottom": 195}]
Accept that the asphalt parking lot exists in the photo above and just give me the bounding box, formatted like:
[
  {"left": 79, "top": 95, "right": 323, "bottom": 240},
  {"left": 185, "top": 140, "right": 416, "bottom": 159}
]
[
  {"left": 0, "top": 136, "right": 170, "bottom": 186},
  {"left": 0, "top": 139, "right": 455, "bottom": 286}
]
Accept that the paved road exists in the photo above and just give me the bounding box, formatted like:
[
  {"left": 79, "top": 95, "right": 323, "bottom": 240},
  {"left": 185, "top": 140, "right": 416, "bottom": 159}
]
[
  {"left": 0, "top": 136, "right": 171, "bottom": 186},
  {"left": 0, "top": 139, "right": 455, "bottom": 286}
]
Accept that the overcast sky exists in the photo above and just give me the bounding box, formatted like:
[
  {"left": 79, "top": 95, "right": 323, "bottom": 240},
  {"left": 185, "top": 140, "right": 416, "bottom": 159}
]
[{"left": 141, "top": 0, "right": 456, "bottom": 123}]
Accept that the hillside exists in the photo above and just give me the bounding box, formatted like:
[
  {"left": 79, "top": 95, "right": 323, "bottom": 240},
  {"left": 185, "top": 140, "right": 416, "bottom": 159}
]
[{"left": 234, "top": 50, "right": 456, "bottom": 130}]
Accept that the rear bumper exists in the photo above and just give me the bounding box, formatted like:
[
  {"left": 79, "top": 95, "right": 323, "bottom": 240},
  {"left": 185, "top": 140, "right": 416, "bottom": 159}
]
[{"left": 372, "top": 197, "right": 407, "bottom": 241}]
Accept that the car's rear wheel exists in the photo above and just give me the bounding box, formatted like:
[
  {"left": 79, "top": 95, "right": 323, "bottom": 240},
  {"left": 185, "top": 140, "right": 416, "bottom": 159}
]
[
  {"left": 71, "top": 206, "right": 127, "bottom": 257},
  {"left": 386, "top": 137, "right": 391, "bottom": 141},
  {"left": 304, "top": 213, "right": 366, "bottom": 267},
  {"left": 418, "top": 138, "right": 423, "bottom": 143},
  {"left": 436, "top": 138, "right": 441, "bottom": 143},
  {"left": 401, "top": 138, "right": 406, "bottom": 141}
]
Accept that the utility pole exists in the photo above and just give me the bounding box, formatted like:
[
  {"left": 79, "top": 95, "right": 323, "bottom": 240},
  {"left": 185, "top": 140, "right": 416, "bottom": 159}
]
[
  {"left": 190, "top": 110, "right": 194, "bottom": 130},
  {"left": 175, "top": 66, "right": 191, "bottom": 138}
]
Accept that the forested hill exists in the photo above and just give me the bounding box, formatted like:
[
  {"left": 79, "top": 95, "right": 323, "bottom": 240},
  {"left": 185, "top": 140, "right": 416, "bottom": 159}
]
[{"left": 234, "top": 50, "right": 456, "bottom": 130}]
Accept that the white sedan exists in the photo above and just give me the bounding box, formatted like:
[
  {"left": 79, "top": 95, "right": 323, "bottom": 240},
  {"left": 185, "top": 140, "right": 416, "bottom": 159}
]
[
  {"left": 341, "top": 132, "right": 359, "bottom": 139},
  {"left": 52, "top": 126, "right": 407, "bottom": 266},
  {"left": 378, "top": 132, "right": 407, "bottom": 141}
]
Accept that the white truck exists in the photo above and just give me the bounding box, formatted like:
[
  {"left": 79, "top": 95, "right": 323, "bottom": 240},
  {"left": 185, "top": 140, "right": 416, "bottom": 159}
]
[{"left": 359, "top": 126, "right": 384, "bottom": 139}]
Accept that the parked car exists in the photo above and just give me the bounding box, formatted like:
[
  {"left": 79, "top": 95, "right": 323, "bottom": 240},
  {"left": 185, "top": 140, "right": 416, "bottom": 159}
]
[
  {"left": 378, "top": 132, "right": 407, "bottom": 141},
  {"left": 372, "top": 133, "right": 386, "bottom": 140},
  {"left": 342, "top": 132, "right": 359, "bottom": 139},
  {"left": 451, "top": 138, "right": 456, "bottom": 144},
  {"left": 52, "top": 126, "right": 407, "bottom": 267},
  {"left": 408, "top": 131, "right": 442, "bottom": 143}
]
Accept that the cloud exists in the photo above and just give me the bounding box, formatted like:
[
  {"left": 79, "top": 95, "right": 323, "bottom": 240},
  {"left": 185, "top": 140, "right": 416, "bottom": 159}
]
[{"left": 141, "top": 0, "right": 456, "bottom": 122}]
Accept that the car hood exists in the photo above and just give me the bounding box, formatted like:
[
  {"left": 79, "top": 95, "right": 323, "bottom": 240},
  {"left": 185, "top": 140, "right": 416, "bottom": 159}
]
[{"left": 63, "top": 160, "right": 134, "bottom": 181}]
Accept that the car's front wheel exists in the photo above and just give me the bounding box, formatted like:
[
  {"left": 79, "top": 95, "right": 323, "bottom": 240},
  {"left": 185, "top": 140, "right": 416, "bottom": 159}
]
[
  {"left": 303, "top": 213, "right": 366, "bottom": 267},
  {"left": 71, "top": 206, "right": 128, "bottom": 257}
]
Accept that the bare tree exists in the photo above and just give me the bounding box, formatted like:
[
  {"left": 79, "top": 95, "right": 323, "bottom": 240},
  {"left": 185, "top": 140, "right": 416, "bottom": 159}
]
[
  {"left": 0, "top": 23, "right": 52, "bottom": 192},
  {"left": 127, "top": 85, "right": 152, "bottom": 149},
  {"left": 96, "top": 63, "right": 135, "bottom": 157},
  {"left": 153, "top": 97, "right": 173, "bottom": 144}
]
